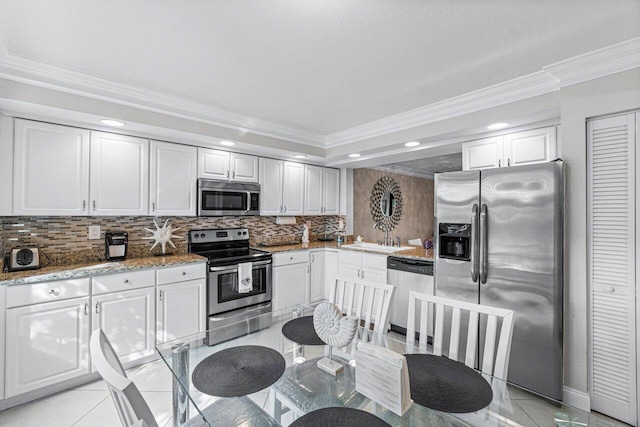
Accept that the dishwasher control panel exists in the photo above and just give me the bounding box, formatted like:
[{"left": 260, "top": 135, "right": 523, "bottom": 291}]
[{"left": 387, "top": 257, "right": 433, "bottom": 275}]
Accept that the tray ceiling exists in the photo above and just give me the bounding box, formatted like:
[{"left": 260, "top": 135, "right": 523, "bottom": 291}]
[{"left": 0, "top": 1, "right": 638, "bottom": 142}]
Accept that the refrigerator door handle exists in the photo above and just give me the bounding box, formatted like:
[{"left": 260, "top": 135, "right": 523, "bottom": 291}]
[
  {"left": 471, "top": 204, "right": 480, "bottom": 282},
  {"left": 479, "top": 204, "right": 488, "bottom": 284}
]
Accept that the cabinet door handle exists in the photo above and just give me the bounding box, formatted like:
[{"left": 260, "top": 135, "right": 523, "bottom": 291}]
[
  {"left": 507, "top": 158, "right": 511, "bottom": 167},
  {"left": 182, "top": 271, "right": 186, "bottom": 276},
  {"left": 227, "top": 171, "right": 230, "bottom": 178},
  {"left": 92, "top": 200, "right": 96, "bottom": 211},
  {"left": 498, "top": 159, "right": 501, "bottom": 168},
  {"left": 159, "top": 291, "right": 163, "bottom": 301},
  {"left": 48, "top": 289, "right": 60, "bottom": 296},
  {"left": 232, "top": 171, "right": 235, "bottom": 179},
  {"left": 152, "top": 202, "right": 155, "bottom": 212},
  {"left": 82, "top": 200, "right": 86, "bottom": 211},
  {"left": 280, "top": 205, "right": 283, "bottom": 213},
  {"left": 124, "top": 279, "right": 129, "bottom": 284},
  {"left": 284, "top": 206, "right": 287, "bottom": 213},
  {"left": 95, "top": 302, "right": 100, "bottom": 314},
  {"left": 362, "top": 270, "right": 365, "bottom": 279},
  {"left": 84, "top": 303, "right": 89, "bottom": 316},
  {"left": 357, "top": 269, "right": 360, "bottom": 278}
]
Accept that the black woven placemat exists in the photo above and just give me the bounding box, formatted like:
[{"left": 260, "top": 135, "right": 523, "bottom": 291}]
[
  {"left": 282, "top": 315, "right": 326, "bottom": 345},
  {"left": 192, "top": 345, "right": 285, "bottom": 397},
  {"left": 405, "top": 354, "right": 493, "bottom": 413},
  {"left": 290, "top": 407, "right": 391, "bottom": 427}
]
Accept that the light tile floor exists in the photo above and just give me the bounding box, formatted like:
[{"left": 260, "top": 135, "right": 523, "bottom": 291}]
[{"left": 0, "top": 331, "right": 631, "bottom": 427}]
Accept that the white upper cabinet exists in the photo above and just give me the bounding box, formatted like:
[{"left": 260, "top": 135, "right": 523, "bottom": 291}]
[
  {"left": 150, "top": 141, "right": 197, "bottom": 216},
  {"left": 282, "top": 161, "right": 305, "bottom": 215},
  {"left": 198, "top": 148, "right": 258, "bottom": 182},
  {"left": 90, "top": 132, "right": 149, "bottom": 216},
  {"left": 462, "top": 136, "right": 503, "bottom": 170},
  {"left": 13, "top": 119, "right": 91, "bottom": 216},
  {"left": 230, "top": 153, "right": 259, "bottom": 182},
  {"left": 259, "top": 157, "right": 284, "bottom": 215},
  {"left": 304, "top": 165, "right": 323, "bottom": 215},
  {"left": 259, "top": 158, "right": 304, "bottom": 216},
  {"left": 504, "top": 127, "right": 557, "bottom": 167},
  {"left": 0, "top": 116, "right": 14, "bottom": 215},
  {"left": 304, "top": 166, "right": 340, "bottom": 215},
  {"left": 323, "top": 168, "right": 340, "bottom": 215},
  {"left": 462, "top": 126, "right": 557, "bottom": 171}
]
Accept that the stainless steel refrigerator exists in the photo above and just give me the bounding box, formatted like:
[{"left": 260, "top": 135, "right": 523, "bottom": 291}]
[{"left": 434, "top": 160, "right": 563, "bottom": 400}]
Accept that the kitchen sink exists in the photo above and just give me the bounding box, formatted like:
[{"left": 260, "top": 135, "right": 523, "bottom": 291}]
[{"left": 340, "top": 242, "right": 414, "bottom": 253}]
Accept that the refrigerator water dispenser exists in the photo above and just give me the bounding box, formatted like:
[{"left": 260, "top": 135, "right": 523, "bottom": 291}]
[{"left": 438, "top": 223, "right": 471, "bottom": 261}]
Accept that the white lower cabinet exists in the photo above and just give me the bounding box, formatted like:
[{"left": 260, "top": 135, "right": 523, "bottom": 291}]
[
  {"left": 338, "top": 250, "right": 387, "bottom": 283},
  {"left": 5, "top": 296, "right": 91, "bottom": 397},
  {"left": 157, "top": 279, "right": 206, "bottom": 343},
  {"left": 324, "top": 250, "right": 339, "bottom": 299},
  {"left": 91, "top": 287, "right": 156, "bottom": 365},
  {"left": 272, "top": 251, "right": 309, "bottom": 312},
  {"left": 309, "top": 250, "right": 325, "bottom": 304}
]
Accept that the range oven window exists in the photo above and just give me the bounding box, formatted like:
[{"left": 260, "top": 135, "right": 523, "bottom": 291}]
[
  {"left": 202, "top": 190, "right": 248, "bottom": 212},
  {"left": 216, "top": 267, "right": 268, "bottom": 303}
]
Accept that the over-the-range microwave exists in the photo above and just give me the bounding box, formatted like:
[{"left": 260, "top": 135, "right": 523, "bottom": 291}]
[{"left": 198, "top": 179, "right": 260, "bottom": 216}]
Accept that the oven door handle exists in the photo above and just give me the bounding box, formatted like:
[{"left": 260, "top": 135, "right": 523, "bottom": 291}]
[
  {"left": 209, "top": 302, "right": 272, "bottom": 321},
  {"left": 210, "top": 260, "right": 272, "bottom": 272}
]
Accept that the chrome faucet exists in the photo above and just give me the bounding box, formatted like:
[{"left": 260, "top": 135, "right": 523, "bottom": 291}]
[{"left": 373, "top": 221, "right": 390, "bottom": 246}]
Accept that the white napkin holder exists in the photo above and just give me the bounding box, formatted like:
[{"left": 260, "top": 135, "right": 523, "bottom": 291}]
[{"left": 355, "top": 341, "right": 412, "bottom": 416}]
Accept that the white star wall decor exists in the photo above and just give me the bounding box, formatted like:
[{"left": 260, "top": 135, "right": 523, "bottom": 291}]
[{"left": 143, "top": 219, "right": 183, "bottom": 255}]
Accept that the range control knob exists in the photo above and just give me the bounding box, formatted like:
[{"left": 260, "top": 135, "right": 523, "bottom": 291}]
[
  {"left": 200, "top": 233, "right": 206, "bottom": 238},
  {"left": 243, "top": 231, "right": 247, "bottom": 235},
  {"left": 238, "top": 231, "right": 242, "bottom": 235}
]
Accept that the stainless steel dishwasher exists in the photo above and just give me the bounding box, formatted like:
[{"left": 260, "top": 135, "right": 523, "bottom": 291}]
[{"left": 387, "top": 256, "right": 434, "bottom": 337}]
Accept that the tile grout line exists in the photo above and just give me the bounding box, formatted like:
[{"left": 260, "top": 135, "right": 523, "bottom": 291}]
[
  {"left": 70, "top": 394, "right": 112, "bottom": 427},
  {"left": 512, "top": 399, "right": 542, "bottom": 427}
]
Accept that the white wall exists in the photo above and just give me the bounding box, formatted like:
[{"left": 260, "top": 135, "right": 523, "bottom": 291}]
[{"left": 560, "top": 68, "right": 640, "bottom": 394}]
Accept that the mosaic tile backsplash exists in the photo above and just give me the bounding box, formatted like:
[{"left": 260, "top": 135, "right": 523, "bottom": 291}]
[{"left": 0, "top": 215, "right": 346, "bottom": 266}]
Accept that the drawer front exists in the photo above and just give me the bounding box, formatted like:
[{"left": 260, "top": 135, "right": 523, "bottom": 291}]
[
  {"left": 156, "top": 263, "right": 206, "bottom": 285},
  {"left": 273, "top": 251, "right": 309, "bottom": 266},
  {"left": 92, "top": 269, "right": 155, "bottom": 295},
  {"left": 7, "top": 278, "right": 91, "bottom": 308}
]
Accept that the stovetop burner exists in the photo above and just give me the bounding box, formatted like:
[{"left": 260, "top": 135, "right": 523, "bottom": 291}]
[{"left": 188, "top": 228, "right": 272, "bottom": 266}]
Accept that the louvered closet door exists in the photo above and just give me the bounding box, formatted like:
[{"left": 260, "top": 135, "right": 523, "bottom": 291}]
[{"left": 588, "top": 113, "right": 637, "bottom": 425}]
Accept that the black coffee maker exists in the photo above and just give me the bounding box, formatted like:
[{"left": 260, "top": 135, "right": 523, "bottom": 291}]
[{"left": 105, "top": 231, "right": 128, "bottom": 261}]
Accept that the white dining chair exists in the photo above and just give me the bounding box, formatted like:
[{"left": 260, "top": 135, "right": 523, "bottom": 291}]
[
  {"left": 90, "top": 329, "right": 159, "bottom": 427},
  {"left": 406, "top": 291, "right": 515, "bottom": 380},
  {"left": 328, "top": 275, "right": 395, "bottom": 358},
  {"left": 91, "top": 329, "right": 279, "bottom": 427}
]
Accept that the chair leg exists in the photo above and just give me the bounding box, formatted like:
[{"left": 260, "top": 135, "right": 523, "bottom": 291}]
[
  {"left": 293, "top": 343, "right": 305, "bottom": 364},
  {"left": 172, "top": 343, "right": 190, "bottom": 427}
]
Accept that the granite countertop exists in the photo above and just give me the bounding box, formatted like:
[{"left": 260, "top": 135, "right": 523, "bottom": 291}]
[
  {"left": 257, "top": 241, "right": 434, "bottom": 262},
  {"left": 0, "top": 254, "right": 207, "bottom": 286}
]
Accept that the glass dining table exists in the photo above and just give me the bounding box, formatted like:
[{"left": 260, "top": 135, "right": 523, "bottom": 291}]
[{"left": 156, "top": 305, "right": 590, "bottom": 427}]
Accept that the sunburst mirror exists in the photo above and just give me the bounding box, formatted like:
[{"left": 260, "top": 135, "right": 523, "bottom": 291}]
[{"left": 370, "top": 176, "right": 403, "bottom": 231}]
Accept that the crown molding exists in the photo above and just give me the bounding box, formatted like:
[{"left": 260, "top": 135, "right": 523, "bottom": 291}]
[
  {"left": 0, "top": 50, "right": 325, "bottom": 147},
  {"left": 325, "top": 71, "right": 559, "bottom": 147},
  {"left": 544, "top": 37, "right": 640, "bottom": 88},
  {"left": 326, "top": 38, "right": 640, "bottom": 147}
]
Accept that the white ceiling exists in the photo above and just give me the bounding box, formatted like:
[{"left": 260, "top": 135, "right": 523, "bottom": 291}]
[{"left": 0, "top": 1, "right": 638, "bottom": 143}]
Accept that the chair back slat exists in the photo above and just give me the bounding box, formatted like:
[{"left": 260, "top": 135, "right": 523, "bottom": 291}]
[
  {"left": 465, "top": 311, "right": 479, "bottom": 368},
  {"left": 482, "top": 315, "right": 498, "bottom": 375},
  {"left": 406, "top": 292, "right": 515, "bottom": 379},
  {"left": 433, "top": 303, "right": 445, "bottom": 356},
  {"left": 418, "top": 300, "right": 429, "bottom": 352},
  {"left": 449, "top": 307, "right": 462, "bottom": 361},
  {"left": 493, "top": 311, "right": 515, "bottom": 380}
]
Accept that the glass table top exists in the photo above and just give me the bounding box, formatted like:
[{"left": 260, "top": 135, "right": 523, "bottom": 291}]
[{"left": 156, "top": 305, "right": 593, "bottom": 427}]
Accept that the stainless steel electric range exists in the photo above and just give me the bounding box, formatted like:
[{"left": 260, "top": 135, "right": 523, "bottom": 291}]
[{"left": 188, "top": 228, "right": 272, "bottom": 346}]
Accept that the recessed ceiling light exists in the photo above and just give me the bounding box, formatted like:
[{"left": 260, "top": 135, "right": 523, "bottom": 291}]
[
  {"left": 405, "top": 141, "right": 420, "bottom": 147},
  {"left": 487, "top": 122, "right": 509, "bottom": 130},
  {"left": 100, "top": 119, "right": 125, "bottom": 127},
  {"left": 348, "top": 153, "right": 361, "bottom": 158},
  {"left": 293, "top": 154, "right": 307, "bottom": 159},
  {"left": 220, "top": 140, "right": 236, "bottom": 146}
]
